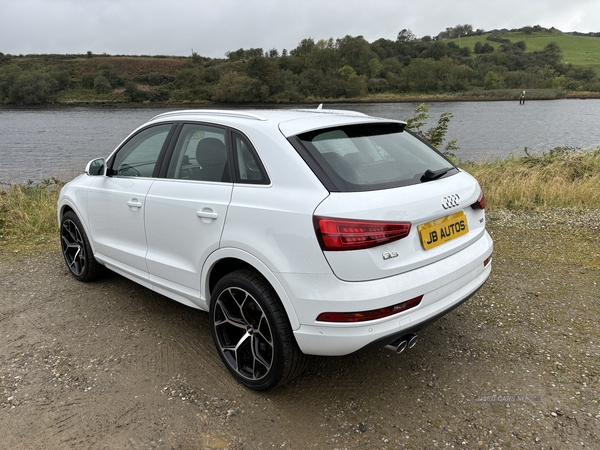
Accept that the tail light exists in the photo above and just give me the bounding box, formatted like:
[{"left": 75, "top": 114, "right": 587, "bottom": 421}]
[
  {"left": 472, "top": 189, "right": 486, "bottom": 210},
  {"left": 314, "top": 216, "right": 411, "bottom": 251},
  {"left": 316, "top": 295, "right": 423, "bottom": 323}
]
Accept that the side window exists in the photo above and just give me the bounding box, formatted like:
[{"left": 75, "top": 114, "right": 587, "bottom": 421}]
[
  {"left": 167, "top": 124, "right": 228, "bottom": 182},
  {"left": 111, "top": 124, "right": 172, "bottom": 177},
  {"left": 232, "top": 132, "right": 269, "bottom": 184}
]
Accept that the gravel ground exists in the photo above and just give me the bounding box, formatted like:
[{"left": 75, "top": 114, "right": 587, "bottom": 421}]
[{"left": 0, "top": 208, "right": 598, "bottom": 449}]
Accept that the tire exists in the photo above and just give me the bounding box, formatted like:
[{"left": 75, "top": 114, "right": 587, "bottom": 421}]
[
  {"left": 209, "top": 269, "right": 307, "bottom": 391},
  {"left": 60, "top": 210, "right": 105, "bottom": 282}
]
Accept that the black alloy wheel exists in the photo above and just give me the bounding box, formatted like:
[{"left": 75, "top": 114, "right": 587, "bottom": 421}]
[
  {"left": 209, "top": 269, "right": 307, "bottom": 390},
  {"left": 60, "top": 211, "right": 105, "bottom": 282}
]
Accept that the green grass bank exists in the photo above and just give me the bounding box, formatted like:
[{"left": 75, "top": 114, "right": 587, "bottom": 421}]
[{"left": 1, "top": 147, "right": 599, "bottom": 256}]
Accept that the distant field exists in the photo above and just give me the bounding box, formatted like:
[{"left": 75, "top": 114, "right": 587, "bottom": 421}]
[{"left": 451, "top": 30, "right": 600, "bottom": 74}]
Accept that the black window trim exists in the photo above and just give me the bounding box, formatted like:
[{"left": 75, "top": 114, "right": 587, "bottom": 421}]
[{"left": 153, "top": 121, "right": 270, "bottom": 185}]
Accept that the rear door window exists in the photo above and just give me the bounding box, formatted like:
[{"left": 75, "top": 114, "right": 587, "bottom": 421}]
[
  {"left": 166, "top": 124, "right": 229, "bottom": 182},
  {"left": 291, "top": 123, "right": 457, "bottom": 192}
]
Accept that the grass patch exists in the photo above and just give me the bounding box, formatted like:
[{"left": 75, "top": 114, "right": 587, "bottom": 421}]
[
  {"left": 461, "top": 146, "right": 600, "bottom": 209},
  {"left": 1, "top": 148, "right": 599, "bottom": 255},
  {"left": 0, "top": 178, "right": 63, "bottom": 254}
]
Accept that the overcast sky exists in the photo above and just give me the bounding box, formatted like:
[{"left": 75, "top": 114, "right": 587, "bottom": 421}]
[{"left": 1, "top": 0, "right": 599, "bottom": 58}]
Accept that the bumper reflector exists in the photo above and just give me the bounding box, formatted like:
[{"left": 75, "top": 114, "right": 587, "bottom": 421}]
[{"left": 316, "top": 295, "right": 423, "bottom": 323}]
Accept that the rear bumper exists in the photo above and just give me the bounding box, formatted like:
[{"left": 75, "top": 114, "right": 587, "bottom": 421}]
[{"left": 280, "top": 231, "right": 493, "bottom": 356}]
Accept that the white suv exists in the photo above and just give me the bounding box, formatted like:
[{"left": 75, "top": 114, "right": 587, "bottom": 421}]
[{"left": 58, "top": 107, "right": 493, "bottom": 390}]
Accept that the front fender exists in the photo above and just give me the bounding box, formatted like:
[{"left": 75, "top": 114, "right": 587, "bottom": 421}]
[{"left": 57, "top": 176, "right": 96, "bottom": 252}]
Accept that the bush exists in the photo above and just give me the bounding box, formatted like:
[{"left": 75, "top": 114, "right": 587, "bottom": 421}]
[
  {"left": 583, "top": 77, "right": 600, "bottom": 92},
  {"left": 211, "top": 72, "right": 265, "bottom": 102},
  {"left": 51, "top": 71, "right": 71, "bottom": 90},
  {"left": 93, "top": 76, "right": 112, "bottom": 94},
  {"left": 81, "top": 73, "right": 96, "bottom": 89},
  {"left": 132, "top": 72, "right": 174, "bottom": 86},
  {"left": 123, "top": 82, "right": 150, "bottom": 103},
  {"left": 8, "top": 72, "right": 58, "bottom": 105},
  {"left": 150, "top": 86, "right": 173, "bottom": 102}
]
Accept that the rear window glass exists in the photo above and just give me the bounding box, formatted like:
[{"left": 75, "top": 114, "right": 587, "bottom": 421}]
[{"left": 292, "top": 123, "right": 457, "bottom": 192}]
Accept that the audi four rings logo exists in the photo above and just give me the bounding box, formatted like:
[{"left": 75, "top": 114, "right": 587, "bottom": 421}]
[{"left": 442, "top": 194, "right": 460, "bottom": 209}]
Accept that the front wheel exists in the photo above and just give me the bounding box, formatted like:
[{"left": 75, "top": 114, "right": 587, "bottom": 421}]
[
  {"left": 60, "top": 211, "right": 105, "bottom": 282},
  {"left": 209, "top": 270, "right": 307, "bottom": 390}
]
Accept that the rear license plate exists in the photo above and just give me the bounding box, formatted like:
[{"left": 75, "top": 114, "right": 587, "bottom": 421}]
[{"left": 418, "top": 211, "right": 469, "bottom": 250}]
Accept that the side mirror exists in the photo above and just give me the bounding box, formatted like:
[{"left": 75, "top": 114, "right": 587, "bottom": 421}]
[{"left": 85, "top": 158, "right": 105, "bottom": 176}]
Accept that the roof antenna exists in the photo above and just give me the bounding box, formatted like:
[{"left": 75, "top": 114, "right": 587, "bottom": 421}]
[{"left": 317, "top": 103, "right": 323, "bottom": 110}]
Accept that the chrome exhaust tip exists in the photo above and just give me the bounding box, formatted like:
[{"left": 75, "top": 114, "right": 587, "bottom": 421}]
[
  {"left": 384, "top": 333, "right": 418, "bottom": 354},
  {"left": 385, "top": 338, "right": 408, "bottom": 354},
  {"left": 407, "top": 333, "right": 418, "bottom": 349}
]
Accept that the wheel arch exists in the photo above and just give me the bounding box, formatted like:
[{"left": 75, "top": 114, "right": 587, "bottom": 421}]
[
  {"left": 58, "top": 199, "right": 98, "bottom": 257},
  {"left": 59, "top": 203, "right": 75, "bottom": 219},
  {"left": 202, "top": 249, "right": 300, "bottom": 330}
]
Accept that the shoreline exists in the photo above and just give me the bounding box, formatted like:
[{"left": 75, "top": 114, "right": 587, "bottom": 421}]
[{"left": 2, "top": 90, "right": 600, "bottom": 109}]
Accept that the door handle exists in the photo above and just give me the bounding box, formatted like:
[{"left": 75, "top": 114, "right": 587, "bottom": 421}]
[
  {"left": 127, "top": 199, "right": 142, "bottom": 209},
  {"left": 196, "top": 209, "right": 218, "bottom": 220}
]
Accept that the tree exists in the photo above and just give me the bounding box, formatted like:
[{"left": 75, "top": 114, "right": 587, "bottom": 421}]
[
  {"left": 306, "top": 38, "right": 339, "bottom": 74},
  {"left": 542, "top": 42, "right": 562, "bottom": 65},
  {"left": 481, "top": 43, "right": 494, "bottom": 54},
  {"left": 484, "top": 71, "right": 502, "bottom": 89},
  {"left": 246, "top": 56, "right": 281, "bottom": 95},
  {"left": 337, "top": 35, "right": 380, "bottom": 77},
  {"left": 422, "top": 41, "right": 450, "bottom": 60},
  {"left": 298, "top": 68, "right": 327, "bottom": 96},
  {"left": 290, "top": 38, "right": 316, "bottom": 57},
  {"left": 371, "top": 38, "right": 397, "bottom": 59},
  {"left": 403, "top": 58, "right": 440, "bottom": 92},
  {"left": 396, "top": 29, "right": 416, "bottom": 43},
  {"left": 226, "top": 48, "right": 264, "bottom": 61},
  {"left": 437, "top": 57, "right": 473, "bottom": 91},
  {"left": 437, "top": 24, "right": 474, "bottom": 40}
]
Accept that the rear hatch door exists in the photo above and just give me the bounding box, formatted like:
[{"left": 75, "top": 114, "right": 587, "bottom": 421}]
[{"left": 314, "top": 173, "right": 486, "bottom": 281}]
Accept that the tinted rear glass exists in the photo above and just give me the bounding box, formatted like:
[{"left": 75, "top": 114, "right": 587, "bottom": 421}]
[{"left": 292, "top": 123, "right": 457, "bottom": 192}]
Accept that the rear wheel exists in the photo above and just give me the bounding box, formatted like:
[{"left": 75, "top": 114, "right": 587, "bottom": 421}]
[
  {"left": 209, "top": 269, "right": 307, "bottom": 390},
  {"left": 60, "top": 211, "right": 105, "bottom": 282}
]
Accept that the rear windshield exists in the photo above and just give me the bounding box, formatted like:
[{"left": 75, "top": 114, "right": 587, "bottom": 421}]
[{"left": 291, "top": 123, "right": 457, "bottom": 192}]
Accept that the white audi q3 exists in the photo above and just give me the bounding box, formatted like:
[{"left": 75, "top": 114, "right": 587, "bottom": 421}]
[{"left": 58, "top": 107, "right": 493, "bottom": 390}]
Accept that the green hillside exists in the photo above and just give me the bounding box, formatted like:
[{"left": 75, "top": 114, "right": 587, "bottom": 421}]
[
  {"left": 451, "top": 29, "right": 600, "bottom": 74},
  {"left": 2, "top": 27, "right": 600, "bottom": 105}
]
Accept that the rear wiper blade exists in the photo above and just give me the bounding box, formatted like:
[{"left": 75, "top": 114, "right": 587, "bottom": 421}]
[{"left": 420, "top": 168, "right": 450, "bottom": 182}]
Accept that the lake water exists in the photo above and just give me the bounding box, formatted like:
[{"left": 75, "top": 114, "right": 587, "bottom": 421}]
[{"left": 1, "top": 99, "right": 600, "bottom": 184}]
